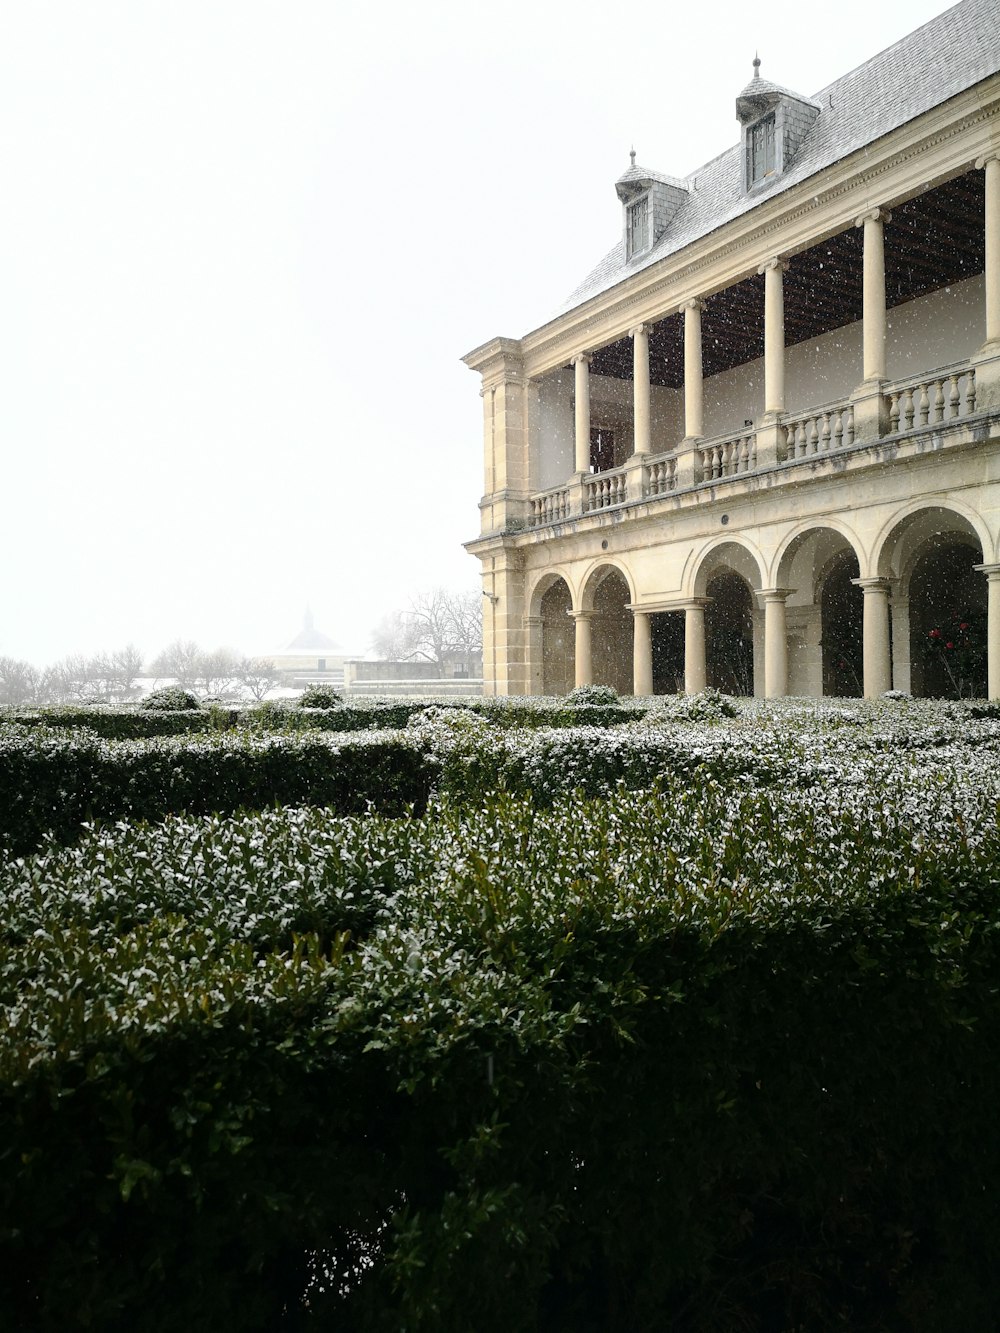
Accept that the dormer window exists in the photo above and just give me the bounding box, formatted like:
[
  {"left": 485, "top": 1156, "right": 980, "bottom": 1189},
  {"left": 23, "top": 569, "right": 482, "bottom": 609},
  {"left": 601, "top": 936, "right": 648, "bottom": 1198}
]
[
  {"left": 735, "top": 57, "right": 820, "bottom": 195},
  {"left": 748, "top": 114, "right": 776, "bottom": 185},
  {"left": 615, "top": 156, "right": 689, "bottom": 260},
  {"left": 626, "top": 196, "right": 649, "bottom": 258}
]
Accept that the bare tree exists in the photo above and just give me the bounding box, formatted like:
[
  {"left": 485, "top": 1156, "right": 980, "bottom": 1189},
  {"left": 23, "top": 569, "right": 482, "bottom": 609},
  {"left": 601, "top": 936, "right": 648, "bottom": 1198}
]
[
  {"left": 235, "top": 656, "right": 283, "bottom": 702},
  {"left": 150, "top": 639, "right": 203, "bottom": 690},
  {"left": 371, "top": 588, "right": 483, "bottom": 670},
  {"left": 194, "top": 648, "right": 243, "bottom": 699},
  {"left": 0, "top": 656, "right": 40, "bottom": 707}
]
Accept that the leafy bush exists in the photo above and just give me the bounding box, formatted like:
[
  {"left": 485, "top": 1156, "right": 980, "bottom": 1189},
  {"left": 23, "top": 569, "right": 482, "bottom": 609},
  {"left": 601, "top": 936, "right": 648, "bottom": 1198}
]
[
  {"left": 140, "top": 686, "right": 201, "bottom": 712},
  {"left": 4, "top": 753, "right": 1000, "bottom": 1327},
  {"left": 565, "top": 683, "right": 619, "bottom": 706},
  {"left": 297, "top": 684, "right": 344, "bottom": 709}
]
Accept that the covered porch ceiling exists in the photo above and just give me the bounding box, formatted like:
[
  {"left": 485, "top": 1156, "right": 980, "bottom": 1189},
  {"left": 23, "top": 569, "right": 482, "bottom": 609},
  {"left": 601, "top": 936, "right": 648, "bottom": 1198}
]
[{"left": 587, "top": 169, "right": 986, "bottom": 390}]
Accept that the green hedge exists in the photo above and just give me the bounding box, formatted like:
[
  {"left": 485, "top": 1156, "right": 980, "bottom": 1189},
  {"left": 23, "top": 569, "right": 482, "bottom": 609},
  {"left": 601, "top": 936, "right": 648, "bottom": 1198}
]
[
  {"left": 0, "top": 728, "right": 435, "bottom": 859},
  {"left": 3, "top": 753, "right": 1000, "bottom": 1328}
]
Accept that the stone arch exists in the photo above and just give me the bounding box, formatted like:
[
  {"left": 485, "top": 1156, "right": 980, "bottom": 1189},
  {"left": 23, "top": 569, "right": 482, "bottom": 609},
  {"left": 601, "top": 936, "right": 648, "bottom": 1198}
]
[
  {"left": 530, "top": 573, "right": 574, "bottom": 697},
  {"left": 689, "top": 536, "right": 766, "bottom": 599},
  {"left": 875, "top": 505, "right": 987, "bottom": 698},
  {"left": 690, "top": 540, "right": 765, "bottom": 696},
  {"left": 578, "top": 558, "right": 637, "bottom": 613},
  {"left": 580, "top": 563, "right": 634, "bottom": 695},
  {"left": 774, "top": 523, "right": 866, "bottom": 697}
]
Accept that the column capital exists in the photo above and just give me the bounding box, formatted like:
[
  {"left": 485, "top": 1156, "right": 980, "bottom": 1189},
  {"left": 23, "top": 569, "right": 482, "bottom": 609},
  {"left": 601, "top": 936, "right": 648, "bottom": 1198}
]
[
  {"left": 627, "top": 603, "right": 650, "bottom": 617},
  {"left": 852, "top": 576, "right": 893, "bottom": 595},
  {"left": 976, "top": 153, "right": 1000, "bottom": 170},
  {"left": 855, "top": 207, "right": 892, "bottom": 228},
  {"left": 758, "top": 256, "right": 789, "bottom": 276},
  {"left": 682, "top": 297, "right": 706, "bottom": 313},
  {"left": 629, "top": 322, "right": 654, "bottom": 339},
  {"left": 572, "top": 352, "right": 592, "bottom": 367},
  {"left": 571, "top": 609, "right": 594, "bottom": 622},
  {"left": 974, "top": 562, "right": 1000, "bottom": 580},
  {"left": 758, "top": 586, "right": 793, "bottom": 603},
  {"left": 680, "top": 597, "right": 712, "bottom": 610}
]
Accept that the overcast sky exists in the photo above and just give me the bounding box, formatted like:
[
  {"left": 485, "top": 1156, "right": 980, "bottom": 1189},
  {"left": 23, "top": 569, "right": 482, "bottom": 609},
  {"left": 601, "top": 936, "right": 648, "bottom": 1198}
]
[{"left": 1, "top": 0, "right": 952, "bottom": 664}]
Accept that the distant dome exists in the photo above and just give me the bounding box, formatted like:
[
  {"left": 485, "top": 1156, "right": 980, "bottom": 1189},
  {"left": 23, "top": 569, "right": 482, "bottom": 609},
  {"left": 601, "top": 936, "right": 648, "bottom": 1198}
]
[{"left": 285, "top": 607, "right": 340, "bottom": 652}]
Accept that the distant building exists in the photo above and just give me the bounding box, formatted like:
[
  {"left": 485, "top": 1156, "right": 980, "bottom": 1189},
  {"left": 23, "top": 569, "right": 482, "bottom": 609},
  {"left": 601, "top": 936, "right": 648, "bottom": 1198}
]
[
  {"left": 267, "top": 609, "right": 353, "bottom": 687},
  {"left": 464, "top": 0, "right": 1000, "bottom": 700}
]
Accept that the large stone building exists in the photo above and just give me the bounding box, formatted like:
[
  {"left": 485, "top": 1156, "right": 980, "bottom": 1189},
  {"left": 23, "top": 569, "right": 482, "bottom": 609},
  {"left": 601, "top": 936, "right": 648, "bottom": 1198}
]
[{"left": 464, "top": 0, "right": 1000, "bottom": 699}]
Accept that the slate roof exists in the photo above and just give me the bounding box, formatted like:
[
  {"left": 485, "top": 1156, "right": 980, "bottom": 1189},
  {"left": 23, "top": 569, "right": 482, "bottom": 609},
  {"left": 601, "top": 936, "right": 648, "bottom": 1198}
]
[{"left": 561, "top": 0, "right": 1000, "bottom": 314}]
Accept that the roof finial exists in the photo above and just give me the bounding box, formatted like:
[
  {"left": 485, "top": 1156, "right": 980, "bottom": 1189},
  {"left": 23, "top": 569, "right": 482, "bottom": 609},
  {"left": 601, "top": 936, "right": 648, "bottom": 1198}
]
[
  {"left": 629, "top": 145, "right": 636, "bottom": 167},
  {"left": 753, "top": 52, "right": 761, "bottom": 79}
]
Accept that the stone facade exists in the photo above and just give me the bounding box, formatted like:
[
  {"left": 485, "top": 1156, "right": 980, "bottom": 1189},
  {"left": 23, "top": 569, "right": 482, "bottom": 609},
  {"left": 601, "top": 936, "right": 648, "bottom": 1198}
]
[{"left": 465, "top": 2, "right": 1000, "bottom": 700}]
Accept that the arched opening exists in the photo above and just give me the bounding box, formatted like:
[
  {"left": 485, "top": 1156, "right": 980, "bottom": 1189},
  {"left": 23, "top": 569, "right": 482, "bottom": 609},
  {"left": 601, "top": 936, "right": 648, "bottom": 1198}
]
[
  {"left": 652, "top": 613, "right": 685, "bottom": 695},
  {"left": 706, "top": 573, "right": 755, "bottom": 695},
  {"left": 909, "top": 543, "right": 985, "bottom": 698},
  {"left": 821, "top": 550, "right": 864, "bottom": 696},
  {"left": 540, "top": 579, "right": 574, "bottom": 696},
  {"left": 590, "top": 568, "right": 633, "bottom": 695}
]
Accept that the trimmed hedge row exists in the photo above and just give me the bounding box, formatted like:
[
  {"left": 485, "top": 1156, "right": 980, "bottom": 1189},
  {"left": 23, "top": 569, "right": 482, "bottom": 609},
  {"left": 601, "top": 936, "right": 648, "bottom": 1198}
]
[
  {"left": 1, "top": 697, "right": 642, "bottom": 740},
  {"left": 3, "top": 765, "right": 1000, "bottom": 1328},
  {"left": 0, "top": 728, "right": 435, "bottom": 859},
  {"left": 6, "top": 700, "right": 1000, "bottom": 859}
]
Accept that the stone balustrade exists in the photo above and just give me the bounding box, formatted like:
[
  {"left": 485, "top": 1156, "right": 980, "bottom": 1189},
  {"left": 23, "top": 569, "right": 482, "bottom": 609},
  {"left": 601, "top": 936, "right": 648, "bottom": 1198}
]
[
  {"left": 583, "top": 468, "right": 627, "bottom": 513},
  {"left": 645, "top": 454, "right": 677, "bottom": 496},
  {"left": 528, "top": 486, "right": 571, "bottom": 528},
  {"left": 699, "top": 430, "right": 757, "bottom": 481},
  {"left": 886, "top": 362, "right": 977, "bottom": 433},
  {"left": 784, "top": 400, "right": 855, "bottom": 459},
  {"left": 523, "top": 358, "right": 987, "bottom": 531}
]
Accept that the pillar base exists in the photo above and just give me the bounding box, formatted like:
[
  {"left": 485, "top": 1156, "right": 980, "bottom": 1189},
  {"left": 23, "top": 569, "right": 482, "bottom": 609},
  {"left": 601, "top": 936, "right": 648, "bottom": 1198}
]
[
  {"left": 970, "top": 342, "right": 1000, "bottom": 415},
  {"left": 755, "top": 415, "right": 785, "bottom": 468},
  {"left": 674, "top": 439, "right": 703, "bottom": 489},
  {"left": 850, "top": 379, "right": 890, "bottom": 443},
  {"left": 624, "top": 452, "right": 648, "bottom": 503},
  {"left": 568, "top": 472, "right": 588, "bottom": 517}
]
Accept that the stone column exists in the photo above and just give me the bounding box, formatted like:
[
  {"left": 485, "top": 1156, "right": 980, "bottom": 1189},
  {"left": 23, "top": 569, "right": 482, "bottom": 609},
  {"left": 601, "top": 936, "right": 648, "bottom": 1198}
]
[
  {"left": 683, "top": 601, "right": 708, "bottom": 694},
  {"left": 973, "top": 156, "right": 1000, "bottom": 412},
  {"left": 760, "top": 589, "right": 790, "bottom": 699},
  {"left": 762, "top": 258, "right": 787, "bottom": 414},
  {"left": 860, "top": 210, "right": 889, "bottom": 381},
  {"left": 975, "top": 564, "right": 1000, "bottom": 700},
  {"left": 854, "top": 578, "right": 892, "bottom": 698},
  {"left": 683, "top": 300, "right": 704, "bottom": 440},
  {"left": 890, "top": 594, "right": 911, "bottom": 695},
  {"left": 631, "top": 324, "right": 652, "bottom": 456},
  {"left": 632, "top": 610, "right": 653, "bottom": 696},
  {"left": 573, "top": 354, "right": 592, "bottom": 474},
  {"left": 851, "top": 209, "right": 891, "bottom": 441},
  {"left": 983, "top": 155, "right": 1000, "bottom": 346},
  {"left": 574, "top": 611, "right": 593, "bottom": 688}
]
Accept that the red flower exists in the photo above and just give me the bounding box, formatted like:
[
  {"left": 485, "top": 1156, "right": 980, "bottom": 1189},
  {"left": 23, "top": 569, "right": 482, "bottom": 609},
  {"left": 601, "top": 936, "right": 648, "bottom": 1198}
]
[
  {"left": 960, "top": 622, "right": 970, "bottom": 630},
  {"left": 929, "top": 629, "right": 941, "bottom": 639},
  {"left": 946, "top": 642, "right": 954, "bottom": 650}
]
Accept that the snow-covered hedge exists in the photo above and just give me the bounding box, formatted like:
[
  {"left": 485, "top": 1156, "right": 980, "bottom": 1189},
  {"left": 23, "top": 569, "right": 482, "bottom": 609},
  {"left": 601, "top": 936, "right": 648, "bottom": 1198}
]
[{"left": 4, "top": 720, "right": 1000, "bottom": 1326}]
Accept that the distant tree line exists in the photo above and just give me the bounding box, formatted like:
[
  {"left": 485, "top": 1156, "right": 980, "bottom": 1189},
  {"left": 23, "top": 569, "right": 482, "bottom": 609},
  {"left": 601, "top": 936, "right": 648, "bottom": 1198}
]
[{"left": 0, "top": 643, "right": 283, "bottom": 707}]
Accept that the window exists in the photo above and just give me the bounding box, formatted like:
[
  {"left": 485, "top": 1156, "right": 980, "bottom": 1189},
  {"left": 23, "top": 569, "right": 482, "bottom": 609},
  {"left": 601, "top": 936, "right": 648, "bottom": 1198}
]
[
  {"left": 748, "top": 114, "right": 776, "bottom": 185},
  {"left": 626, "top": 196, "right": 649, "bottom": 258}
]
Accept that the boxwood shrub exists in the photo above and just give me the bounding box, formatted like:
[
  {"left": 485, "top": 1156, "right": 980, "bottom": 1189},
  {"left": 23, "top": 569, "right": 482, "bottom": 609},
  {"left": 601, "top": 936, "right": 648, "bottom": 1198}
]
[{"left": 3, "top": 755, "right": 1000, "bottom": 1328}]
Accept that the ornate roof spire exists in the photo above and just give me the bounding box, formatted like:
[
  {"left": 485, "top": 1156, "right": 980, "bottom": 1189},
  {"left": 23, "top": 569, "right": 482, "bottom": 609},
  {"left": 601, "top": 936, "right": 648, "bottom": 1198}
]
[
  {"left": 753, "top": 52, "right": 761, "bottom": 79},
  {"left": 629, "top": 146, "right": 636, "bottom": 167}
]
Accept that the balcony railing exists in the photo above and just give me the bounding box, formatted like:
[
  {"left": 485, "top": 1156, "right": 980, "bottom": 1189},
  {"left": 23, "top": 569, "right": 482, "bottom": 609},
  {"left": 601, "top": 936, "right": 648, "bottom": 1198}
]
[
  {"left": 886, "top": 362, "right": 977, "bottom": 431},
  {"left": 784, "top": 400, "right": 855, "bottom": 457},
  {"left": 523, "top": 358, "right": 982, "bottom": 531}
]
